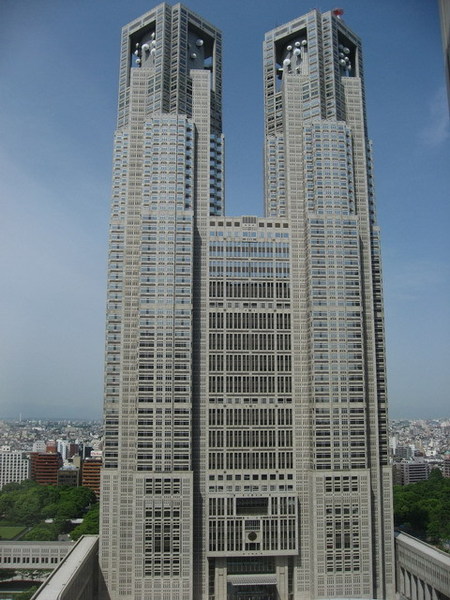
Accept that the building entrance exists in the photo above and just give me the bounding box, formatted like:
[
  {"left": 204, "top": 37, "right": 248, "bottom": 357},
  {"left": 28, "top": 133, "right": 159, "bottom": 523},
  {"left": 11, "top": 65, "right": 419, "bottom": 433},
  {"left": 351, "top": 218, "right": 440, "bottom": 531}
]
[{"left": 228, "top": 584, "right": 279, "bottom": 600}]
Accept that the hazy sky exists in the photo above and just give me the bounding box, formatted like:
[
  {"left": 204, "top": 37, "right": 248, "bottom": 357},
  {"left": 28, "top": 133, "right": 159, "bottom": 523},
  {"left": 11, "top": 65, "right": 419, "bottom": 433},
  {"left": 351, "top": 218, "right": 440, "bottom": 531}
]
[{"left": 1, "top": 0, "right": 449, "bottom": 420}]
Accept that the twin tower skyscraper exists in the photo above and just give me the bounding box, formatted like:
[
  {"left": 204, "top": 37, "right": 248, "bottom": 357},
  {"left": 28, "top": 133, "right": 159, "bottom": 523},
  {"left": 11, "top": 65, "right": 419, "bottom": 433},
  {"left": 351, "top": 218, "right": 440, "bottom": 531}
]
[{"left": 100, "top": 4, "right": 394, "bottom": 600}]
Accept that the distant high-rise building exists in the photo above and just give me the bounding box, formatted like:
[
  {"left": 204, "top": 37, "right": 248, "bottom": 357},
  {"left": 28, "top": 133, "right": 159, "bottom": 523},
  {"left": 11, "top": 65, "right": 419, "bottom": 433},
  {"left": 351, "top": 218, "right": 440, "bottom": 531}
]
[
  {"left": 46, "top": 440, "right": 58, "bottom": 454},
  {"left": 57, "top": 466, "right": 80, "bottom": 487},
  {"left": 68, "top": 443, "right": 80, "bottom": 459},
  {"left": 57, "top": 439, "right": 68, "bottom": 461},
  {"left": 81, "top": 445, "right": 94, "bottom": 459},
  {"left": 100, "top": 4, "right": 394, "bottom": 599},
  {"left": 32, "top": 440, "right": 47, "bottom": 453},
  {"left": 55, "top": 440, "right": 80, "bottom": 462},
  {"left": 0, "top": 451, "right": 30, "bottom": 489},
  {"left": 82, "top": 458, "right": 102, "bottom": 499},
  {"left": 394, "top": 445, "right": 414, "bottom": 461},
  {"left": 443, "top": 454, "right": 450, "bottom": 478},
  {"left": 30, "top": 452, "right": 63, "bottom": 486}
]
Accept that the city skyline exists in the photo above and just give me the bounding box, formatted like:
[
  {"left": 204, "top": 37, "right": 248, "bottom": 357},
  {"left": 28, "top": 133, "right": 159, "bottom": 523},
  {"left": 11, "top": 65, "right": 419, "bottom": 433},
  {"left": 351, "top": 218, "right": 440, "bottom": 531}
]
[{"left": 1, "top": 0, "right": 449, "bottom": 422}]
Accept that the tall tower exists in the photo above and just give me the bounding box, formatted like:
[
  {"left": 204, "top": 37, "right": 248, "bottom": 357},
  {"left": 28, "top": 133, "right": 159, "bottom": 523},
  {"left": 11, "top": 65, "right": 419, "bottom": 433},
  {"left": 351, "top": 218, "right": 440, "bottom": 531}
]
[
  {"left": 101, "top": 5, "right": 394, "bottom": 600},
  {"left": 100, "top": 4, "right": 223, "bottom": 599},
  {"left": 262, "top": 10, "right": 394, "bottom": 599}
]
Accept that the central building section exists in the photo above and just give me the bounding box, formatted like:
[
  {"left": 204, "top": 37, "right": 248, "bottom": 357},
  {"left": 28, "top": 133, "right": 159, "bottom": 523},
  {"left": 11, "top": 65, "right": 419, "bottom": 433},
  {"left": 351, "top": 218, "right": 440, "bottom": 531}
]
[{"left": 206, "top": 218, "right": 297, "bottom": 597}]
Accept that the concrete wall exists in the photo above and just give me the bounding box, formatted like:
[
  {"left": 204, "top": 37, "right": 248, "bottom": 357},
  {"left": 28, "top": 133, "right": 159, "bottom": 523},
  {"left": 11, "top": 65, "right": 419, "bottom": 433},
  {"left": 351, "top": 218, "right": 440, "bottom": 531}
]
[
  {"left": 395, "top": 532, "right": 450, "bottom": 600},
  {"left": 0, "top": 541, "right": 73, "bottom": 569},
  {"left": 30, "top": 536, "right": 99, "bottom": 600}
]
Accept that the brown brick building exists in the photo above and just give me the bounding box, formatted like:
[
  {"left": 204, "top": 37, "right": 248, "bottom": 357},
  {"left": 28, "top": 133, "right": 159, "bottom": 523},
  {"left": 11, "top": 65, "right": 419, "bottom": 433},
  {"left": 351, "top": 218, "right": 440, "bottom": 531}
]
[{"left": 30, "top": 452, "right": 63, "bottom": 485}]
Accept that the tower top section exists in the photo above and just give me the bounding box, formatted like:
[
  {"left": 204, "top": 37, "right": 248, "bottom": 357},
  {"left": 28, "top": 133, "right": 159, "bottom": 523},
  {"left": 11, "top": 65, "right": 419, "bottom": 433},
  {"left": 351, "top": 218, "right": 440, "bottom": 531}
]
[
  {"left": 263, "top": 9, "right": 363, "bottom": 132},
  {"left": 116, "top": 2, "right": 222, "bottom": 132}
]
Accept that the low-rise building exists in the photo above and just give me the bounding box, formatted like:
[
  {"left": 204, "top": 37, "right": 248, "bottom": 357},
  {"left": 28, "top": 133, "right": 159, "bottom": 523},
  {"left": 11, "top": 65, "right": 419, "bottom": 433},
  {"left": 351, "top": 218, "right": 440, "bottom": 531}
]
[{"left": 393, "top": 460, "right": 431, "bottom": 486}]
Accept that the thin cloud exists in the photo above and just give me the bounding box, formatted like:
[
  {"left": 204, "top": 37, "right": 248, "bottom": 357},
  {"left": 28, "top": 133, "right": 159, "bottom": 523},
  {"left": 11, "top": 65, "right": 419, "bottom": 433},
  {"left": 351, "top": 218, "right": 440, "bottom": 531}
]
[{"left": 419, "top": 86, "right": 450, "bottom": 147}]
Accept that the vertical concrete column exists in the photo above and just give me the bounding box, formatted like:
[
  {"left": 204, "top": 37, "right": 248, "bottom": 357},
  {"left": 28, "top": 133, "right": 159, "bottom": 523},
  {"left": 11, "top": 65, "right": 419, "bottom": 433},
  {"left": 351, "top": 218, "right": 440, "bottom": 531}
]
[
  {"left": 411, "top": 574, "right": 419, "bottom": 600},
  {"left": 215, "top": 558, "right": 227, "bottom": 600},
  {"left": 399, "top": 566, "right": 405, "bottom": 597},
  {"left": 417, "top": 578, "right": 424, "bottom": 600},
  {"left": 276, "top": 556, "right": 289, "bottom": 600},
  {"left": 191, "top": 67, "right": 213, "bottom": 599},
  {"left": 405, "top": 569, "right": 411, "bottom": 599}
]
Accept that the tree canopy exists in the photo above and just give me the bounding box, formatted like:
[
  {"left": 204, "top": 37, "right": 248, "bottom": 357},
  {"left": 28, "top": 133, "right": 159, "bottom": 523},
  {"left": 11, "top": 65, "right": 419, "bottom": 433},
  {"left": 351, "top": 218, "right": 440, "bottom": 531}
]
[
  {"left": 0, "top": 480, "right": 97, "bottom": 540},
  {"left": 394, "top": 468, "right": 450, "bottom": 546},
  {"left": 70, "top": 503, "right": 100, "bottom": 540}
]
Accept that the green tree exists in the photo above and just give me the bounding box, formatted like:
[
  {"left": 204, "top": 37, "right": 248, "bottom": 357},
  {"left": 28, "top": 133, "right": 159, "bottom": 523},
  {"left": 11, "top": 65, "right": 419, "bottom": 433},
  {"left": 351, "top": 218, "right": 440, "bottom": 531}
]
[
  {"left": 22, "top": 523, "right": 59, "bottom": 542},
  {"left": 40, "top": 502, "right": 60, "bottom": 520},
  {"left": 61, "top": 486, "right": 96, "bottom": 513},
  {"left": 0, "top": 482, "right": 97, "bottom": 541},
  {"left": 394, "top": 469, "right": 450, "bottom": 545},
  {"left": 0, "top": 482, "right": 51, "bottom": 525},
  {"left": 0, "top": 480, "right": 36, "bottom": 494},
  {"left": 71, "top": 503, "right": 99, "bottom": 540}
]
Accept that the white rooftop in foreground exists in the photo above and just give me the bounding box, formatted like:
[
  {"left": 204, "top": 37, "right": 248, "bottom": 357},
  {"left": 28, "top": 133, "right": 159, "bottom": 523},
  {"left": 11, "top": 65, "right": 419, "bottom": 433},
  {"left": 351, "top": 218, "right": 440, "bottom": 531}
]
[
  {"left": 396, "top": 531, "right": 450, "bottom": 567},
  {"left": 31, "top": 535, "right": 98, "bottom": 600}
]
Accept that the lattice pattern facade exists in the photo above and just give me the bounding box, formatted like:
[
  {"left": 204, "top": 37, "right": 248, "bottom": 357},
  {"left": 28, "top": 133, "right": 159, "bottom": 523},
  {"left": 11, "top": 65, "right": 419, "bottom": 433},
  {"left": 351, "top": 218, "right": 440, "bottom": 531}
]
[{"left": 100, "top": 4, "right": 394, "bottom": 600}]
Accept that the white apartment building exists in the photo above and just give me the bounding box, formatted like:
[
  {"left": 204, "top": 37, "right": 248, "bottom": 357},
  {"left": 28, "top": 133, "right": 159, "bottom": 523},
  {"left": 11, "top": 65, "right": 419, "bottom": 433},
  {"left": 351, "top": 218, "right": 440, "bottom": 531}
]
[{"left": 0, "top": 450, "right": 30, "bottom": 489}]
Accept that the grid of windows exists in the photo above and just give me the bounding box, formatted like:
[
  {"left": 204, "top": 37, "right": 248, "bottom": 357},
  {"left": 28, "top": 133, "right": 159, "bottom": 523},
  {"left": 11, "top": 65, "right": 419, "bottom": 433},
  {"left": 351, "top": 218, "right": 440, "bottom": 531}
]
[
  {"left": 208, "top": 496, "right": 298, "bottom": 554},
  {"left": 303, "top": 123, "right": 355, "bottom": 215},
  {"left": 102, "top": 5, "right": 393, "bottom": 599},
  {"left": 314, "top": 472, "right": 372, "bottom": 596},
  {"left": 142, "top": 476, "right": 192, "bottom": 584},
  {"left": 206, "top": 225, "right": 295, "bottom": 557},
  {"left": 0, "top": 452, "right": 30, "bottom": 489}
]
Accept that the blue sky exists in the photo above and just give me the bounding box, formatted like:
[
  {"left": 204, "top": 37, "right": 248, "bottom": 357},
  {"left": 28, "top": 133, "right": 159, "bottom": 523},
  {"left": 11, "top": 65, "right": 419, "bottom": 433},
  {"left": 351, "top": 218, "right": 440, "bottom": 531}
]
[{"left": 1, "top": 0, "right": 448, "bottom": 420}]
